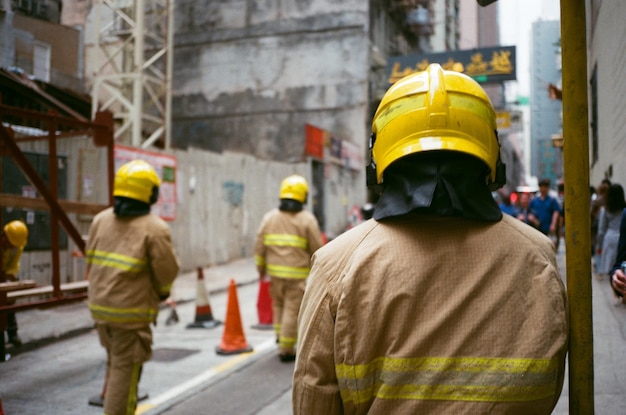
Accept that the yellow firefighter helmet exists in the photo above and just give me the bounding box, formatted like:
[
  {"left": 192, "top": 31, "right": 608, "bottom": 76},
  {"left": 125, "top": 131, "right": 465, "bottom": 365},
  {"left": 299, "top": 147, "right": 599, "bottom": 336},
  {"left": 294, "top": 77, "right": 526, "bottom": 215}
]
[
  {"left": 279, "top": 175, "right": 308, "bottom": 203},
  {"left": 370, "top": 63, "right": 504, "bottom": 189},
  {"left": 113, "top": 159, "right": 161, "bottom": 204},
  {"left": 3, "top": 220, "right": 28, "bottom": 248}
]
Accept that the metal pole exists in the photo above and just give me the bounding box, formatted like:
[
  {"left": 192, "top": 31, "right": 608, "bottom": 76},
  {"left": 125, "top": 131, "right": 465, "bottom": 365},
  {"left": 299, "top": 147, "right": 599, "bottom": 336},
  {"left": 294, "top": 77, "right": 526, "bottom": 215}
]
[
  {"left": 164, "top": 0, "right": 174, "bottom": 150},
  {"left": 560, "top": 0, "right": 594, "bottom": 413},
  {"left": 132, "top": 0, "right": 146, "bottom": 147},
  {"left": 48, "top": 117, "right": 61, "bottom": 298}
]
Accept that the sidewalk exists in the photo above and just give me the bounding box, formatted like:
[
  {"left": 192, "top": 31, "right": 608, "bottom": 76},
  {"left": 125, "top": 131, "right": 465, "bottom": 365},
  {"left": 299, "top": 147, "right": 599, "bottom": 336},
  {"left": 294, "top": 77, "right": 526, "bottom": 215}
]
[{"left": 5, "top": 257, "right": 259, "bottom": 354}]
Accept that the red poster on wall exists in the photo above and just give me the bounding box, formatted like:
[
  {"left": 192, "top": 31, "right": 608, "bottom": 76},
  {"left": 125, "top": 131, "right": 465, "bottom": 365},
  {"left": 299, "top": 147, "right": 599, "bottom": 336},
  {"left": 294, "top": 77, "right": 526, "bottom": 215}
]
[
  {"left": 114, "top": 145, "right": 177, "bottom": 221},
  {"left": 305, "top": 124, "right": 326, "bottom": 159}
]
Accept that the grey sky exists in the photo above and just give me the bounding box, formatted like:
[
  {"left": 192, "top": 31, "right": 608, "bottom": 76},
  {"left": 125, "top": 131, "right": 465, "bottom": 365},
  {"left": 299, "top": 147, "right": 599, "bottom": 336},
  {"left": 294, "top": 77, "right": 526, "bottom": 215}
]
[{"left": 499, "top": 0, "right": 561, "bottom": 98}]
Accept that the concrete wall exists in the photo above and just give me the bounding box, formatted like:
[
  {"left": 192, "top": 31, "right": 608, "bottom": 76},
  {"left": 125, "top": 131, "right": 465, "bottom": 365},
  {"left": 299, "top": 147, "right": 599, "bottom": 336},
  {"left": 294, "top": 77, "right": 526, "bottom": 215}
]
[
  {"left": 171, "top": 0, "right": 369, "bottom": 237},
  {"left": 171, "top": 148, "right": 309, "bottom": 270},
  {"left": 10, "top": 0, "right": 383, "bottom": 282},
  {"left": 172, "top": 1, "right": 369, "bottom": 159},
  {"left": 13, "top": 139, "right": 358, "bottom": 282}
]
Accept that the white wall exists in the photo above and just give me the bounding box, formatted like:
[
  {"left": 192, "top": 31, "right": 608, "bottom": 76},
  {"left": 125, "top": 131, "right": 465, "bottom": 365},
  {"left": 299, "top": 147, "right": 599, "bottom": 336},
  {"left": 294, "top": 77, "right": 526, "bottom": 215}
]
[
  {"left": 13, "top": 140, "right": 367, "bottom": 284},
  {"left": 587, "top": 0, "right": 626, "bottom": 186}
]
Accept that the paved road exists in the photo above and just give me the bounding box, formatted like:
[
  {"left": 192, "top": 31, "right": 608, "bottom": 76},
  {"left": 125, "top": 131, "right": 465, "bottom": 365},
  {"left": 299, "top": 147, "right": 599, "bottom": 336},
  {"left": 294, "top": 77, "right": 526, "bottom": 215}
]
[{"left": 0, "top": 281, "right": 286, "bottom": 415}]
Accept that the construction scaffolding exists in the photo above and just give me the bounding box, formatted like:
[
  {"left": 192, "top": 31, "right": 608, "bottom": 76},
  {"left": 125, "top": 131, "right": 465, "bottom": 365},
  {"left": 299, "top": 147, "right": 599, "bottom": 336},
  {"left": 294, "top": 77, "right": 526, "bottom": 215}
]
[
  {"left": 90, "top": 0, "right": 174, "bottom": 149},
  {"left": 0, "top": 101, "right": 114, "bottom": 361}
]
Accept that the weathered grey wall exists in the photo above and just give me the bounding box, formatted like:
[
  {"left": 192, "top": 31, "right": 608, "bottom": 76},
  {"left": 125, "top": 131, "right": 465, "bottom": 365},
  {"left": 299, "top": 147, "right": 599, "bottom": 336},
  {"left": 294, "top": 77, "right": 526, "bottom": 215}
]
[
  {"left": 171, "top": 1, "right": 369, "bottom": 158},
  {"left": 171, "top": 0, "right": 370, "bottom": 237},
  {"left": 588, "top": 0, "right": 626, "bottom": 185},
  {"left": 171, "top": 148, "right": 309, "bottom": 269},
  {"left": 12, "top": 0, "right": 374, "bottom": 283}
]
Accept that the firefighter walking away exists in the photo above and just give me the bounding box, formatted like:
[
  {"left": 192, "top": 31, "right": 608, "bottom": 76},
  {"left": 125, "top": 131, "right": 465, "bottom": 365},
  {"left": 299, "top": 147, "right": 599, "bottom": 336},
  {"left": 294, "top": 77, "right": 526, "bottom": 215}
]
[
  {"left": 255, "top": 174, "right": 323, "bottom": 362},
  {"left": 293, "top": 64, "right": 569, "bottom": 414},
  {"left": 86, "top": 159, "right": 180, "bottom": 415}
]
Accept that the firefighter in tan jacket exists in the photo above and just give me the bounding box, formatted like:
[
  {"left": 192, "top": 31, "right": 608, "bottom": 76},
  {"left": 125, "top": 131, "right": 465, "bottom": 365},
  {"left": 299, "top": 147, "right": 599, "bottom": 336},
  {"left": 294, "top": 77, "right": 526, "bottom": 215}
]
[
  {"left": 1, "top": 220, "right": 29, "bottom": 347},
  {"left": 87, "top": 159, "right": 179, "bottom": 415},
  {"left": 293, "top": 64, "right": 568, "bottom": 414},
  {"left": 255, "top": 175, "right": 323, "bottom": 362}
]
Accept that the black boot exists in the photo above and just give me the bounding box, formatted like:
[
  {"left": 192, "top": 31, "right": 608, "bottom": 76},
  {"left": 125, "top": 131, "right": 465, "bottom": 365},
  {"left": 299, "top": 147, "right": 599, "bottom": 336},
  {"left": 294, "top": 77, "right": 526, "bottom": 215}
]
[
  {"left": 7, "top": 312, "right": 22, "bottom": 347},
  {"left": 7, "top": 332, "right": 22, "bottom": 347}
]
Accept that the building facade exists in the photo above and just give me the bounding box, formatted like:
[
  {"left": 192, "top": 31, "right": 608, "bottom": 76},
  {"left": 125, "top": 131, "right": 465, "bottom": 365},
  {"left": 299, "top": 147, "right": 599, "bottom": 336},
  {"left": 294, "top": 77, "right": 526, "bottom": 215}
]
[
  {"left": 3, "top": 0, "right": 530, "bottom": 274},
  {"left": 170, "top": 0, "right": 438, "bottom": 238},
  {"left": 530, "top": 19, "right": 562, "bottom": 184},
  {"left": 586, "top": 0, "right": 626, "bottom": 187}
]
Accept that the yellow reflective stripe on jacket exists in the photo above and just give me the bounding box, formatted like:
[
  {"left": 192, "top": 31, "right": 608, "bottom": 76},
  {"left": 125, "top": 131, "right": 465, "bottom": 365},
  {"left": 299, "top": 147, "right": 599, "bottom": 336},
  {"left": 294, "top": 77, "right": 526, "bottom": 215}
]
[
  {"left": 264, "top": 234, "right": 308, "bottom": 250},
  {"left": 88, "top": 303, "right": 157, "bottom": 324},
  {"left": 267, "top": 264, "right": 310, "bottom": 279},
  {"left": 86, "top": 249, "right": 147, "bottom": 273},
  {"left": 159, "top": 283, "right": 173, "bottom": 295},
  {"left": 255, "top": 255, "right": 266, "bottom": 267},
  {"left": 336, "top": 356, "right": 560, "bottom": 404}
]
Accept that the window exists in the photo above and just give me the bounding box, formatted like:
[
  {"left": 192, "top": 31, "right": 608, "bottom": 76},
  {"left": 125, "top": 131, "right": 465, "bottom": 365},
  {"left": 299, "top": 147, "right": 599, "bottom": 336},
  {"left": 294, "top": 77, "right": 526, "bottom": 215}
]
[{"left": 33, "top": 41, "right": 50, "bottom": 82}]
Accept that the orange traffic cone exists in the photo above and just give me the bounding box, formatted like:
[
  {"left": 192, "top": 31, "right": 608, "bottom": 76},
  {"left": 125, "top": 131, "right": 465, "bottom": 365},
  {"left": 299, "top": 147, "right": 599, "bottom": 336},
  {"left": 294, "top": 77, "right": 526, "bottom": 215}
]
[
  {"left": 321, "top": 232, "right": 328, "bottom": 245},
  {"left": 216, "top": 279, "right": 253, "bottom": 355},
  {"left": 251, "top": 276, "right": 273, "bottom": 330},
  {"left": 186, "top": 267, "right": 221, "bottom": 329}
]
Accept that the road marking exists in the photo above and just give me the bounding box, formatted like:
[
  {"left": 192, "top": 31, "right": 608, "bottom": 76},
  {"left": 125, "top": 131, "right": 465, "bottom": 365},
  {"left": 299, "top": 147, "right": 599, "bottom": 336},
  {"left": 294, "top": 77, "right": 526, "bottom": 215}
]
[{"left": 136, "top": 338, "right": 276, "bottom": 414}]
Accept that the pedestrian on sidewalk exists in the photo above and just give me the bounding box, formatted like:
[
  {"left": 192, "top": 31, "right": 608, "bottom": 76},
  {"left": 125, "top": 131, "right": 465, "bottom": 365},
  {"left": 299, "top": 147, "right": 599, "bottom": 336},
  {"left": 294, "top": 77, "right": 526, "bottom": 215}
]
[
  {"left": 1, "top": 220, "right": 28, "bottom": 347},
  {"left": 516, "top": 191, "right": 540, "bottom": 228},
  {"left": 591, "top": 179, "right": 611, "bottom": 272},
  {"left": 530, "top": 178, "right": 562, "bottom": 245},
  {"left": 293, "top": 64, "right": 569, "bottom": 414},
  {"left": 595, "top": 183, "right": 626, "bottom": 280},
  {"left": 255, "top": 174, "right": 323, "bottom": 362},
  {"left": 86, "top": 159, "right": 179, "bottom": 415},
  {"left": 608, "top": 204, "right": 626, "bottom": 303}
]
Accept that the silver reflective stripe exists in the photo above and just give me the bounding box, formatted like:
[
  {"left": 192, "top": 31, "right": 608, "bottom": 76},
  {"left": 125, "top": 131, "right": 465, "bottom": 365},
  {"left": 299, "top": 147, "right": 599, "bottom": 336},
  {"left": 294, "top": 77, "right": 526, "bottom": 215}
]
[{"left": 336, "top": 356, "right": 559, "bottom": 404}]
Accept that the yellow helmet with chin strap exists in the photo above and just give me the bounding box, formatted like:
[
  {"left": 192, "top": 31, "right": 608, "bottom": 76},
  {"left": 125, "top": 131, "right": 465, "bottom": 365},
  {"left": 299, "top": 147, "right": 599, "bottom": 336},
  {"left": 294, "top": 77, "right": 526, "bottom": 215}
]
[
  {"left": 279, "top": 175, "right": 308, "bottom": 203},
  {"left": 113, "top": 159, "right": 161, "bottom": 204},
  {"left": 3, "top": 220, "right": 28, "bottom": 248},
  {"left": 368, "top": 63, "right": 505, "bottom": 190}
]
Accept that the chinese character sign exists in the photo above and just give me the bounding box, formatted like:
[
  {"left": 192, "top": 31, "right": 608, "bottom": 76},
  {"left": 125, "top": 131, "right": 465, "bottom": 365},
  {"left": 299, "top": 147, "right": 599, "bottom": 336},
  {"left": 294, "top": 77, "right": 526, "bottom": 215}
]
[{"left": 387, "top": 46, "right": 516, "bottom": 85}]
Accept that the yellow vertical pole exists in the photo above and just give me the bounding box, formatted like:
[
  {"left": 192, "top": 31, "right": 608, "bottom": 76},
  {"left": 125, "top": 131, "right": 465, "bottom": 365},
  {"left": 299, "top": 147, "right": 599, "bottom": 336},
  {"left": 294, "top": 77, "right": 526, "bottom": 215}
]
[{"left": 560, "top": 0, "right": 594, "bottom": 413}]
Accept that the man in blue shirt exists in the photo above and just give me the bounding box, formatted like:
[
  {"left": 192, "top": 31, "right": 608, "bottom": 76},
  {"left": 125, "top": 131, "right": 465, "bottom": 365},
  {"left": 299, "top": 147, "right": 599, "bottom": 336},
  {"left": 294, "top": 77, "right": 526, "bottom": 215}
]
[
  {"left": 498, "top": 191, "right": 519, "bottom": 217},
  {"left": 530, "top": 178, "right": 561, "bottom": 236}
]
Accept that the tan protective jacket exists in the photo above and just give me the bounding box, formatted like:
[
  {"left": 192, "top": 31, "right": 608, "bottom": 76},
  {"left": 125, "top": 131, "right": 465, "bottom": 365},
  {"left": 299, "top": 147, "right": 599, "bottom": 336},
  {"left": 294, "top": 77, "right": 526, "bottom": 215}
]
[
  {"left": 255, "top": 208, "right": 323, "bottom": 280},
  {"left": 87, "top": 207, "right": 179, "bottom": 328},
  {"left": 294, "top": 214, "right": 568, "bottom": 415},
  {"left": 2, "top": 245, "right": 23, "bottom": 277}
]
